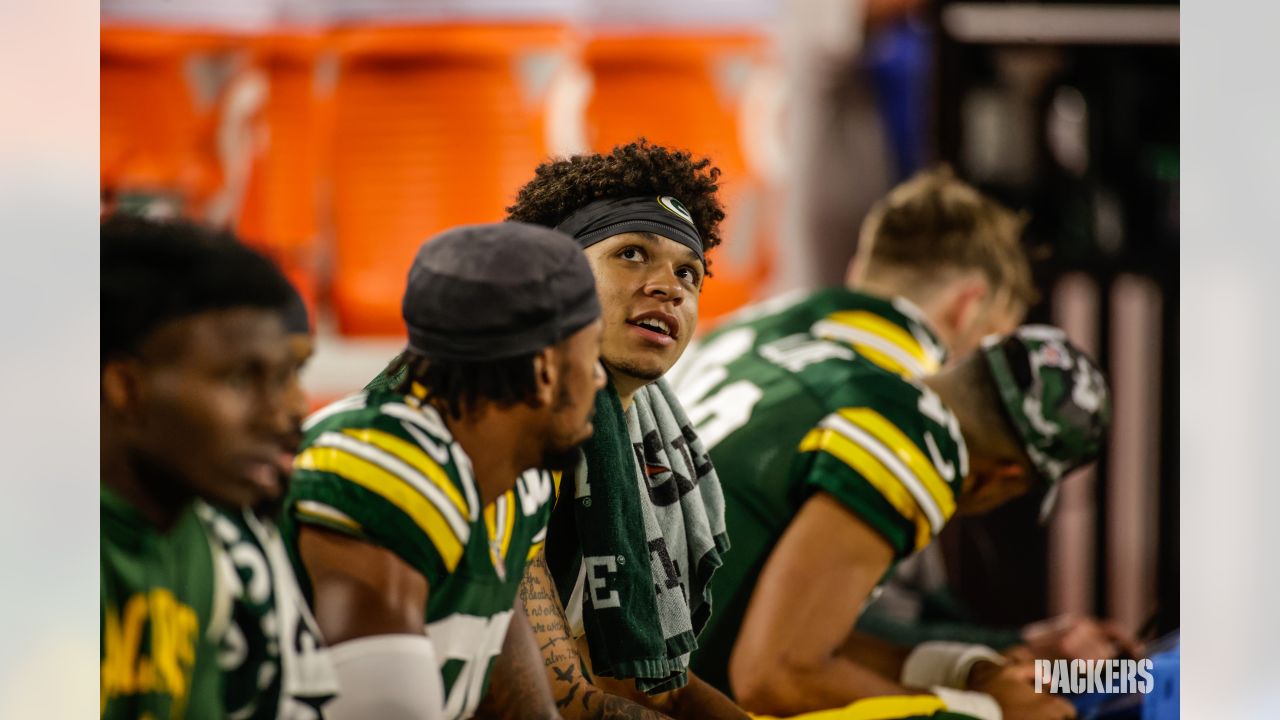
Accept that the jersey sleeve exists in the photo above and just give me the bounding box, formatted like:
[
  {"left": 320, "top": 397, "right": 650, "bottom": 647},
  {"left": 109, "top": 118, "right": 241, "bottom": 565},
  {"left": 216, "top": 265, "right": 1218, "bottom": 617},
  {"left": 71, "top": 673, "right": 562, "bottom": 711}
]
[
  {"left": 795, "top": 396, "right": 964, "bottom": 560},
  {"left": 288, "top": 399, "right": 476, "bottom": 588}
]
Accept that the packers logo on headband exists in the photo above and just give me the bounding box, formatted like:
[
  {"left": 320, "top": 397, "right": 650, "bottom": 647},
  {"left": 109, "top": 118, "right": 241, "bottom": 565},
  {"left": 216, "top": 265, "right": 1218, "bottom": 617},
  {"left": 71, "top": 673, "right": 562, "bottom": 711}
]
[{"left": 657, "top": 196, "right": 695, "bottom": 226}]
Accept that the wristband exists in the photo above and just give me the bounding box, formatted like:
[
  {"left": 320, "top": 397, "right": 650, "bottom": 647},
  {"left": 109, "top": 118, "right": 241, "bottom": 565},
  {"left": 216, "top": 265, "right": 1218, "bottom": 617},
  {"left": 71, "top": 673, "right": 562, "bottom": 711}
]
[{"left": 901, "top": 641, "right": 1006, "bottom": 690}]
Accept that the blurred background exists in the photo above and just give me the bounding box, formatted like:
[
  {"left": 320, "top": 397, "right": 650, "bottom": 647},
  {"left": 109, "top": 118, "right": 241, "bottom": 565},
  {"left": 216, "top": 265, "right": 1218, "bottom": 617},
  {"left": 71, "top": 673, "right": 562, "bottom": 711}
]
[{"left": 99, "top": 0, "right": 1178, "bottom": 655}]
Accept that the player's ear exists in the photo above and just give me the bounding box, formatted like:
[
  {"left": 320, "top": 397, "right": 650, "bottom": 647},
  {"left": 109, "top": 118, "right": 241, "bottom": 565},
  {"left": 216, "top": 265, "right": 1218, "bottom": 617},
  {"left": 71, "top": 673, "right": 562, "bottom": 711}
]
[
  {"left": 942, "top": 273, "right": 990, "bottom": 341},
  {"left": 101, "top": 360, "right": 142, "bottom": 417},
  {"left": 532, "top": 346, "right": 558, "bottom": 407},
  {"left": 845, "top": 250, "right": 870, "bottom": 287}
]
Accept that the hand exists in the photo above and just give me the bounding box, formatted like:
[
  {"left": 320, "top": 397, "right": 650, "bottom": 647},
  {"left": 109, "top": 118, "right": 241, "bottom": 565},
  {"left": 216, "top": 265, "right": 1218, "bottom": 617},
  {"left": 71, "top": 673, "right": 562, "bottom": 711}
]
[
  {"left": 967, "top": 661, "right": 1076, "bottom": 720},
  {"left": 1002, "top": 645, "right": 1035, "bottom": 664},
  {"left": 1021, "top": 615, "right": 1143, "bottom": 661}
]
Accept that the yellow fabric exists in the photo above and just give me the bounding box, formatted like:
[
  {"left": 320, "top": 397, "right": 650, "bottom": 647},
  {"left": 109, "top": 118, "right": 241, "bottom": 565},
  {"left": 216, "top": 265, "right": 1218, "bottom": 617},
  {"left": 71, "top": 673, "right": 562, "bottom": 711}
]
[
  {"left": 851, "top": 344, "right": 913, "bottom": 378},
  {"left": 526, "top": 541, "right": 545, "bottom": 562},
  {"left": 837, "top": 408, "right": 956, "bottom": 520},
  {"left": 340, "top": 427, "right": 469, "bottom": 517},
  {"left": 749, "top": 694, "right": 948, "bottom": 720},
  {"left": 827, "top": 310, "right": 932, "bottom": 366},
  {"left": 800, "top": 429, "right": 932, "bottom": 551},
  {"left": 483, "top": 492, "right": 517, "bottom": 565},
  {"left": 296, "top": 446, "right": 464, "bottom": 570}
]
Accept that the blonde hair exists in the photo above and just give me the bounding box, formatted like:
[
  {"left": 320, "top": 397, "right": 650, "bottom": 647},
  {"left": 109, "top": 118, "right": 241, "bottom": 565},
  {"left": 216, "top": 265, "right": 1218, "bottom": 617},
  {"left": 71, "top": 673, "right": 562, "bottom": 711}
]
[{"left": 857, "top": 166, "right": 1037, "bottom": 306}]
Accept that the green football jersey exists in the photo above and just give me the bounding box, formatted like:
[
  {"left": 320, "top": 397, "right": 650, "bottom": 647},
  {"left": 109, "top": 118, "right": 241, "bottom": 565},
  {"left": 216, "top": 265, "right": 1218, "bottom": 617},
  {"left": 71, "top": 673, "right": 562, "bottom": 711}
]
[
  {"left": 101, "top": 488, "right": 226, "bottom": 720},
  {"left": 197, "top": 504, "right": 335, "bottom": 719},
  {"left": 282, "top": 386, "right": 557, "bottom": 720},
  {"left": 670, "top": 288, "right": 967, "bottom": 694}
]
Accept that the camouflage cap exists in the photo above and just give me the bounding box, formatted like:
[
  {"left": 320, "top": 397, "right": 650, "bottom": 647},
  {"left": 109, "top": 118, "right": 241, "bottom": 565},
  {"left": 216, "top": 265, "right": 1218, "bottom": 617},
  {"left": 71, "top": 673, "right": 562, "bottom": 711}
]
[{"left": 980, "top": 326, "right": 1112, "bottom": 492}]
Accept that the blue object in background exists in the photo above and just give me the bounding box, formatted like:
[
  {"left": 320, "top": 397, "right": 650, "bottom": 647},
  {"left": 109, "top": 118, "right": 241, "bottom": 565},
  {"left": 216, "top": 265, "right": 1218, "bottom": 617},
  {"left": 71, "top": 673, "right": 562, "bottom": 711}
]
[
  {"left": 1065, "top": 631, "right": 1179, "bottom": 720},
  {"left": 864, "top": 16, "right": 931, "bottom": 181},
  {"left": 1143, "top": 638, "right": 1180, "bottom": 720}
]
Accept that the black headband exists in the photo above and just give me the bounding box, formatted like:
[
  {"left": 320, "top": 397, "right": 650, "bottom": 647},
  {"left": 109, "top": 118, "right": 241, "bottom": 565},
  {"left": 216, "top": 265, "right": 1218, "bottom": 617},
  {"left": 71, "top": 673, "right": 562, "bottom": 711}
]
[{"left": 555, "top": 196, "right": 705, "bottom": 265}]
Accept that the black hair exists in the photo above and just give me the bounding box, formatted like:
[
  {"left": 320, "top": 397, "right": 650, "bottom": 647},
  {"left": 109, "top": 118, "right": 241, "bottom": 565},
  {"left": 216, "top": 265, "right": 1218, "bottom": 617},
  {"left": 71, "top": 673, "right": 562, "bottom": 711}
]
[
  {"left": 383, "top": 349, "right": 541, "bottom": 420},
  {"left": 505, "top": 138, "right": 725, "bottom": 273},
  {"left": 101, "top": 213, "right": 296, "bottom": 365}
]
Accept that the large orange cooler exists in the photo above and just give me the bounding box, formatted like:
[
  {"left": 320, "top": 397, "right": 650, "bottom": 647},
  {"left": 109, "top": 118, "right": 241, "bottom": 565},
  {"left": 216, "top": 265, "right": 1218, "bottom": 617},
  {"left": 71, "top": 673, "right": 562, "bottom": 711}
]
[
  {"left": 328, "top": 23, "right": 571, "bottom": 336},
  {"left": 581, "top": 30, "right": 779, "bottom": 324}
]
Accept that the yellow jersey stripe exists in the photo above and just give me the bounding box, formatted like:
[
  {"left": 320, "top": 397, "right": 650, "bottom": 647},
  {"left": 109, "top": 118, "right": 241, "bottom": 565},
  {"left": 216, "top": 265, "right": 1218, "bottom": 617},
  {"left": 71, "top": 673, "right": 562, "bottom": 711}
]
[
  {"left": 526, "top": 542, "right": 545, "bottom": 563},
  {"left": 827, "top": 310, "right": 930, "bottom": 364},
  {"left": 484, "top": 500, "right": 497, "bottom": 547},
  {"left": 850, "top": 344, "right": 912, "bottom": 378},
  {"left": 800, "top": 429, "right": 932, "bottom": 551},
  {"left": 749, "top": 693, "right": 946, "bottom": 720},
  {"left": 810, "top": 319, "right": 932, "bottom": 379},
  {"left": 837, "top": 408, "right": 956, "bottom": 520},
  {"left": 340, "top": 427, "right": 468, "bottom": 518},
  {"left": 484, "top": 492, "right": 516, "bottom": 563},
  {"left": 501, "top": 494, "right": 516, "bottom": 558},
  {"left": 296, "top": 446, "right": 464, "bottom": 570},
  {"left": 310, "top": 431, "right": 470, "bottom": 539},
  {"left": 484, "top": 503, "right": 496, "bottom": 552}
]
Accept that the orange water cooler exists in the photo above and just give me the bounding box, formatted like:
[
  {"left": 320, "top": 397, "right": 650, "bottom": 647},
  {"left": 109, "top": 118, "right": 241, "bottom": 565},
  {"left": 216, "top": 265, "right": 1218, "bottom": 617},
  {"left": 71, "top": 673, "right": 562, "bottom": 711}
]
[
  {"left": 581, "top": 27, "right": 780, "bottom": 324},
  {"left": 327, "top": 22, "right": 572, "bottom": 336}
]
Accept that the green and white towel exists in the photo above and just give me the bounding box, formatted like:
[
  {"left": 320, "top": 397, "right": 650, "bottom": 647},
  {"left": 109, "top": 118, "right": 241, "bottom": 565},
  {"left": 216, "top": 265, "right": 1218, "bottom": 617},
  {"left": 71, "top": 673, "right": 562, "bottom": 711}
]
[{"left": 547, "top": 378, "right": 730, "bottom": 694}]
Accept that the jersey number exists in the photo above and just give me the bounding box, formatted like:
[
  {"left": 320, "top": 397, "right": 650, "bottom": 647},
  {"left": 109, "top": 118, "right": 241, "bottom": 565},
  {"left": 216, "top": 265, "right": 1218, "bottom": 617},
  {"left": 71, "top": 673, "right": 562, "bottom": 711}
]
[
  {"left": 429, "top": 612, "right": 512, "bottom": 720},
  {"left": 675, "top": 328, "right": 760, "bottom": 450},
  {"left": 677, "top": 329, "right": 854, "bottom": 450}
]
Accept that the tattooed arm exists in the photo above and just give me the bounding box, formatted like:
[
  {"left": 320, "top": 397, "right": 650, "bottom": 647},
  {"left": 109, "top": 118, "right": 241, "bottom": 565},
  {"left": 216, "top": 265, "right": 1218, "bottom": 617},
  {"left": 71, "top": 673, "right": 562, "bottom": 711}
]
[
  {"left": 473, "top": 607, "right": 561, "bottom": 720},
  {"left": 519, "top": 554, "right": 673, "bottom": 720}
]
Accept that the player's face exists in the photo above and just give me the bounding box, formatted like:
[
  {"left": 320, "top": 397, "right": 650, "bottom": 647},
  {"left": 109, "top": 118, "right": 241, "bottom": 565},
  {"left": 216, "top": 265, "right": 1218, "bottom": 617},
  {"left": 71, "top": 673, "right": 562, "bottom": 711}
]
[
  {"left": 583, "top": 232, "right": 703, "bottom": 389},
  {"left": 542, "top": 319, "right": 606, "bottom": 469},
  {"left": 132, "top": 308, "right": 297, "bottom": 510},
  {"left": 259, "top": 332, "right": 314, "bottom": 515},
  {"left": 284, "top": 334, "right": 315, "bottom": 430}
]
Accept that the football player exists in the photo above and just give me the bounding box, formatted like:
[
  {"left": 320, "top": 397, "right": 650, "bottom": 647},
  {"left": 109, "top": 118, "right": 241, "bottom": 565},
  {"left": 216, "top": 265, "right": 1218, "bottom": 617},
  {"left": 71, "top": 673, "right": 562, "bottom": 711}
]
[
  {"left": 673, "top": 170, "right": 1103, "bottom": 720},
  {"left": 101, "top": 215, "right": 300, "bottom": 719},
  {"left": 282, "top": 223, "right": 606, "bottom": 720},
  {"left": 197, "top": 282, "right": 337, "bottom": 719},
  {"left": 504, "top": 139, "right": 748, "bottom": 720}
]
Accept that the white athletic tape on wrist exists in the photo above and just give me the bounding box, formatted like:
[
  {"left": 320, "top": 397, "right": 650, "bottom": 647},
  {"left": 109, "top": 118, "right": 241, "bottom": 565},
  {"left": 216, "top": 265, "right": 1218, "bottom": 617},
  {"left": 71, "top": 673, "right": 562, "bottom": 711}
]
[
  {"left": 930, "top": 686, "right": 1003, "bottom": 720},
  {"left": 900, "top": 641, "right": 1006, "bottom": 690}
]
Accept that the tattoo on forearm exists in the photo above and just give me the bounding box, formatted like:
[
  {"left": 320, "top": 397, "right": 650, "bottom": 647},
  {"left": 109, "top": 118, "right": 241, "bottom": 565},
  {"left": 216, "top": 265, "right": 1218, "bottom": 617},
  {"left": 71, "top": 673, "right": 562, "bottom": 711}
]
[
  {"left": 521, "top": 556, "right": 671, "bottom": 720},
  {"left": 556, "top": 678, "right": 580, "bottom": 709},
  {"left": 519, "top": 556, "right": 579, "bottom": 668}
]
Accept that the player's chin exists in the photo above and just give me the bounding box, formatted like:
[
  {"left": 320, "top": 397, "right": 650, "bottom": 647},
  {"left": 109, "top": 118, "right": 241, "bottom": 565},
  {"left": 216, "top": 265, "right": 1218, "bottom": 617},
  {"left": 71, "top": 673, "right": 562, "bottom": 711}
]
[
  {"left": 540, "top": 444, "right": 583, "bottom": 473},
  {"left": 609, "top": 350, "right": 672, "bottom": 383},
  {"left": 204, "top": 470, "right": 284, "bottom": 510}
]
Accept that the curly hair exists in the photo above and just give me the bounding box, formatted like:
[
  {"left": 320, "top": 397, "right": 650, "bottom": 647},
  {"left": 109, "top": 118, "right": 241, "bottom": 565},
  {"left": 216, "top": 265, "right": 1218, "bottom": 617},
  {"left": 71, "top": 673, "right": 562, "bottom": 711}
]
[{"left": 506, "top": 138, "right": 726, "bottom": 272}]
